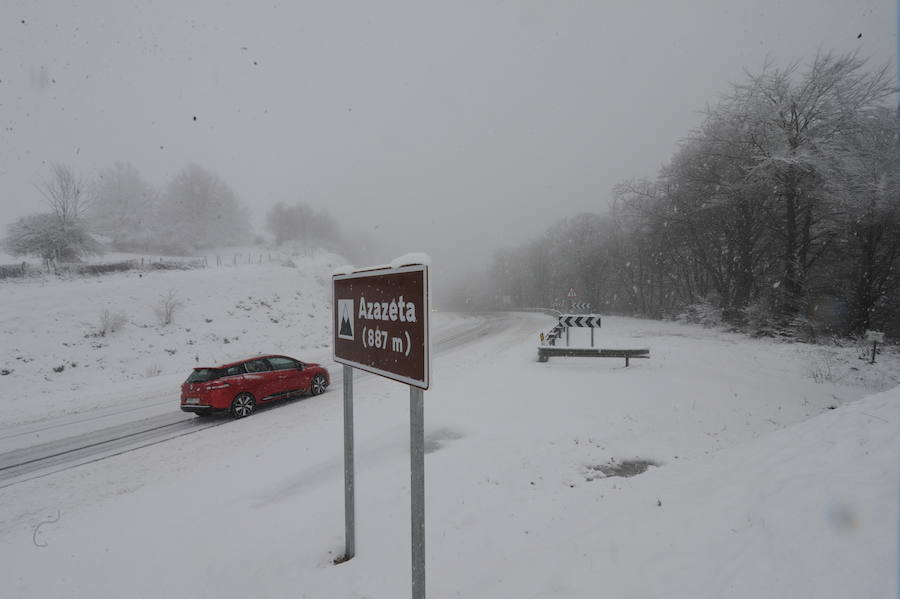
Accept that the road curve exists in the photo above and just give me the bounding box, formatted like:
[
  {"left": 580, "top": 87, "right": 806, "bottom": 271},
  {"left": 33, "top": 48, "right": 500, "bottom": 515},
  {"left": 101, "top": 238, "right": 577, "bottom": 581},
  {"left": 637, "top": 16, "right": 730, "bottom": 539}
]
[{"left": 0, "top": 312, "right": 528, "bottom": 488}]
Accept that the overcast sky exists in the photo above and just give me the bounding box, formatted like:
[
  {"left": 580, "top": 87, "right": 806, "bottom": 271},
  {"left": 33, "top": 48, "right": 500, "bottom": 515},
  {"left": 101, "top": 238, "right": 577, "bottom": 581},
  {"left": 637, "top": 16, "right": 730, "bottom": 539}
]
[{"left": 1, "top": 1, "right": 896, "bottom": 281}]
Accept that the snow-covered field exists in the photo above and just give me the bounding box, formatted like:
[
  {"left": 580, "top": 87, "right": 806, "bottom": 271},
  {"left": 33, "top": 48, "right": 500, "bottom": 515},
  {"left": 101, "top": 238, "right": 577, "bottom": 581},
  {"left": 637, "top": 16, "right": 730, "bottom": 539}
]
[
  {"left": 0, "top": 254, "right": 897, "bottom": 598},
  {"left": 0, "top": 249, "right": 345, "bottom": 425}
]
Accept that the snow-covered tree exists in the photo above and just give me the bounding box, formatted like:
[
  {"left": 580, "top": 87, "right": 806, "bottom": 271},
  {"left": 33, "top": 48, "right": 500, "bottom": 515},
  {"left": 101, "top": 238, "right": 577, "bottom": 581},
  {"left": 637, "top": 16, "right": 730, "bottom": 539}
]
[
  {"left": 725, "top": 52, "right": 895, "bottom": 317},
  {"left": 87, "top": 162, "right": 160, "bottom": 250},
  {"left": 40, "top": 163, "right": 91, "bottom": 227},
  {"left": 158, "top": 164, "right": 250, "bottom": 250},
  {"left": 832, "top": 105, "right": 900, "bottom": 333},
  {"left": 480, "top": 51, "right": 898, "bottom": 336},
  {"left": 2, "top": 164, "right": 100, "bottom": 263},
  {"left": 265, "top": 201, "right": 341, "bottom": 251},
  {"left": 3, "top": 213, "right": 98, "bottom": 262}
]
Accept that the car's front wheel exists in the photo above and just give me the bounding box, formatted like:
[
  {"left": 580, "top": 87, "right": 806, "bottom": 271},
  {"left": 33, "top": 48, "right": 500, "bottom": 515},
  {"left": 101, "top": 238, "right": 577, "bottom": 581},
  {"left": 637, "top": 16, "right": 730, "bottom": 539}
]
[
  {"left": 231, "top": 393, "right": 255, "bottom": 418},
  {"left": 310, "top": 374, "right": 327, "bottom": 396}
]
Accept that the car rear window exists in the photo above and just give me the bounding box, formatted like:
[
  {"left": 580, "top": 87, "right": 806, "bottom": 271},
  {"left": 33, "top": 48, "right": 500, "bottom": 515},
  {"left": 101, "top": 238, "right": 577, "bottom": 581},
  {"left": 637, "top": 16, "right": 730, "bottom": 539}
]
[{"left": 186, "top": 368, "right": 225, "bottom": 383}]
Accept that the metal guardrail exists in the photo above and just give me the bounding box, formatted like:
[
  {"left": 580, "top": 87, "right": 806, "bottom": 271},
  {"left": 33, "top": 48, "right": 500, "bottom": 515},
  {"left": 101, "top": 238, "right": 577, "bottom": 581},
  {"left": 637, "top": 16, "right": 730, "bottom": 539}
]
[
  {"left": 543, "top": 323, "right": 566, "bottom": 346},
  {"left": 537, "top": 346, "right": 650, "bottom": 366},
  {"left": 535, "top": 308, "right": 651, "bottom": 366}
]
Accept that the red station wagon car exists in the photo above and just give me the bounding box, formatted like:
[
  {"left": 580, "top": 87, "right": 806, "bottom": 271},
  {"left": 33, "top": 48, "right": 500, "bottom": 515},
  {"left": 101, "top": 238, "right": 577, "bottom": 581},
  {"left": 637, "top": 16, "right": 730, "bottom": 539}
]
[{"left": 181, "top": 354, "right": 330, "bottom": 418}]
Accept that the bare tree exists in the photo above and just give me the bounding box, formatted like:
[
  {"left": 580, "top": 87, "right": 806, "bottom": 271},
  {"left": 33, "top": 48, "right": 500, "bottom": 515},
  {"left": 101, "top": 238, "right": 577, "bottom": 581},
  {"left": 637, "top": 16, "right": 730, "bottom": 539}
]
[
  {"left": 661, "top": 109, "right": 774, "bottom": 319},
  {"left": 88, "top": 162, "right": 160, "bottom": 250},
  {"left": 834, "top": 106, "right": 900, "bottom": 333},
  {"left": 39, "top": 163, "right": 90, "bottom": 227},
  {"left": 3, "top": 164, "right": 100, "bottom": 264},
  {"left": 730, "top": 52, "right": 895, "bottom": 317}
]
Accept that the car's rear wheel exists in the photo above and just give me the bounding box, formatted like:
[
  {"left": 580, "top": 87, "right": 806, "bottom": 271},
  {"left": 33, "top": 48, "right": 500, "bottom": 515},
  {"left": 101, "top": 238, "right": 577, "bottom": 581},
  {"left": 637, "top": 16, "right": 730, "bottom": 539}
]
[
  {"left": 231, "top": 393, "right": 255, "bottom": 418},
  {"left": 310, "top": 374, "right": 327, "bottom": 396}
]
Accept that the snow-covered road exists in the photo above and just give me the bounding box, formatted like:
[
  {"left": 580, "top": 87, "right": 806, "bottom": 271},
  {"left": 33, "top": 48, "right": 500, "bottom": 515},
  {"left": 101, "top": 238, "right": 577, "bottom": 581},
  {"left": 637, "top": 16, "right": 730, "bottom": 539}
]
[{"left": 0, "top": 312, "right": 511, "bottom": 487}]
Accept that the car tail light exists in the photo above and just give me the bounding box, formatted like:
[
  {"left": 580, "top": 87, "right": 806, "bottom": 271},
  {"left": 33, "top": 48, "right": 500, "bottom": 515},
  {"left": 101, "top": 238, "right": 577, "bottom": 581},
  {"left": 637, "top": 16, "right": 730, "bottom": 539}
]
[{"left": 206, "top": 383, "right": 231, "bottom": 390}]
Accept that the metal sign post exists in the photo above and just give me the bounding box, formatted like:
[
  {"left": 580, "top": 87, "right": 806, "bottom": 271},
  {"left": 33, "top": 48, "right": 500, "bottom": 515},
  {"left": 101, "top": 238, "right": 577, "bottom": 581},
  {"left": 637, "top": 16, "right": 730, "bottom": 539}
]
[
  {"left": 410, "top": 386, "right": 425, "bottom": 599},
  {"left": 342, "top": 364, "right": 355, "bottom": 560}
]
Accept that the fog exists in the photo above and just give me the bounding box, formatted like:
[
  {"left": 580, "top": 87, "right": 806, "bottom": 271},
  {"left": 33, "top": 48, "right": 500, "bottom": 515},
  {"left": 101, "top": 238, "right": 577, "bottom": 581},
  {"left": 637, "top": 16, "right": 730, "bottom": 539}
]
[{"left": 1, "top": 1, "right": 896, "bottom": 285}]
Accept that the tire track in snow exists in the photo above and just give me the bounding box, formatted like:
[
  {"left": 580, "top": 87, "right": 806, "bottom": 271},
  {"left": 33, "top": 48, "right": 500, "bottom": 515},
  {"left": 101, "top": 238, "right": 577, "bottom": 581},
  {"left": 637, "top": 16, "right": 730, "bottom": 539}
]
[{"left": 0, "top": 313, "right": 517, "bottom": 488}]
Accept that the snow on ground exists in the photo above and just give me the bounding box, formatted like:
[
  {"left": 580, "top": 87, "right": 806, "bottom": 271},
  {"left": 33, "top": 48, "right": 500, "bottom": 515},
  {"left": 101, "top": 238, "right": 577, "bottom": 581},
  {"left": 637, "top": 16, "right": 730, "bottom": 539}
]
[
  {"left": 1, "top": 249, "right": 381, "bottom": 425},
  {"left": 0, "top": 259, "right": 897, "bottom": 598}
]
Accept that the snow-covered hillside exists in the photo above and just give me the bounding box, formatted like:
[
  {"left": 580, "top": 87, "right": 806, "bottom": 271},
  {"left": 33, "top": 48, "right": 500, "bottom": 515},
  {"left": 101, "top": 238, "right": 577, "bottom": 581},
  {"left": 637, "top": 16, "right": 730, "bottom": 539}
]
[
  {"left": 0, "top": 256, "right": 897, "bottom": 598},
  {"left": 0, "top": 250, "right": 343, "bottom": 425}
]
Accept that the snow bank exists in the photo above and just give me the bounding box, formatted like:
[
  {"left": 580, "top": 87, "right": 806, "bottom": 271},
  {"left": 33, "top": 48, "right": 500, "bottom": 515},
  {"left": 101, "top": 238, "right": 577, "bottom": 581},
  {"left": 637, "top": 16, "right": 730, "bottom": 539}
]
[{"left": 461, "top": 386, "right": 898, "bottom": 598}]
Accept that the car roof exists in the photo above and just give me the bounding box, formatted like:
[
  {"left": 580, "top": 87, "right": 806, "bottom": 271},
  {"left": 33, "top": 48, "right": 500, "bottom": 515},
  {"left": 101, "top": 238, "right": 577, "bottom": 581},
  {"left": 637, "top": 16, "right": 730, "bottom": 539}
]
[{"left": 194, "top": 354, "right": 298, "bottom": 370}]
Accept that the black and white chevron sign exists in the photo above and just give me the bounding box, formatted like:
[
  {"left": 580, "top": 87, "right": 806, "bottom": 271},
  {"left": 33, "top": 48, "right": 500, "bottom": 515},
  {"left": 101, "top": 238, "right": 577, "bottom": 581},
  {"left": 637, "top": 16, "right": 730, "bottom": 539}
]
[
  {"left": 571, "top": 302, "right": 591, "bottom": 310},
  {"left": 559, "top": 314, "right": 602, "bottom": 328}
]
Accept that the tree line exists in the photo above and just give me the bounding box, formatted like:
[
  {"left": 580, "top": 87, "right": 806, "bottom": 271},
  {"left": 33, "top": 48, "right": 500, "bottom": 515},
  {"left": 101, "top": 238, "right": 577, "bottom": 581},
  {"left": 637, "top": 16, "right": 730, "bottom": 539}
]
[
  {"left": 2, "top": 162, "right": 353, "bottom": 263},
  {"left": 475, "top": 52, "right": 899, "bottom": 338}
]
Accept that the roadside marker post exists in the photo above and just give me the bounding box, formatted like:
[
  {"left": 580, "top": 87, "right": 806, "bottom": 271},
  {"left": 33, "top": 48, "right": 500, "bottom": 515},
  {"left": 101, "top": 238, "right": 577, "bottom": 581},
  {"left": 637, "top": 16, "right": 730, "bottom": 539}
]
[
  {"left": 333, "top": 262, "right": 431, "bottom": 599},
  {"left": 866, "top": 330, "right": 885, "bottom": 364}
]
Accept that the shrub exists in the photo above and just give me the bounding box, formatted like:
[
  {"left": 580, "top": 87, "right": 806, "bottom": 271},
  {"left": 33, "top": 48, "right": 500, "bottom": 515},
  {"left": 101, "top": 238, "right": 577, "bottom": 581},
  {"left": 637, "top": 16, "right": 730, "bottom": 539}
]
[
  {"left": 98, "top": 309, "right": 128, "bottom": 336},
  {"left": 743, "top": 297, "right": 781, "bottom": 337},
  {"left": 2, "top": 212, "right": 101, "bottom": 262},
  {"left": 676, "top": 299, "right": 723, "bottom": 327},
  {"left": 74, "top": 261, "right": 136, "bottom": 275},
  {"left": 155, "top": 290, "right": 182, "bottom": 326},
  {"left": 808, "top": 349, "right": 842, "bottom": 383},
  {"left": 0, "top": 263, "right": 31, "bottom": 279}
]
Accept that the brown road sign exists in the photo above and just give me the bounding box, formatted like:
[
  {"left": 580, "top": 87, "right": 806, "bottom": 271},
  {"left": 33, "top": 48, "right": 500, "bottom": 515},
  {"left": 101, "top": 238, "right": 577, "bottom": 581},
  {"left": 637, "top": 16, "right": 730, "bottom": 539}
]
[{"left": 333, "top": 264, "right": 430, "bottom": 389}]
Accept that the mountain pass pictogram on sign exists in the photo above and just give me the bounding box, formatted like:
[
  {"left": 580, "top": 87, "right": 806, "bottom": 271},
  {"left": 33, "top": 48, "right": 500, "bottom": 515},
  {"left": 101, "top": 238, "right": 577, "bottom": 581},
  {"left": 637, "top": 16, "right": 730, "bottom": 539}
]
[{"left": 338, "top": 299, "right": 354, "bottom": 340}]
